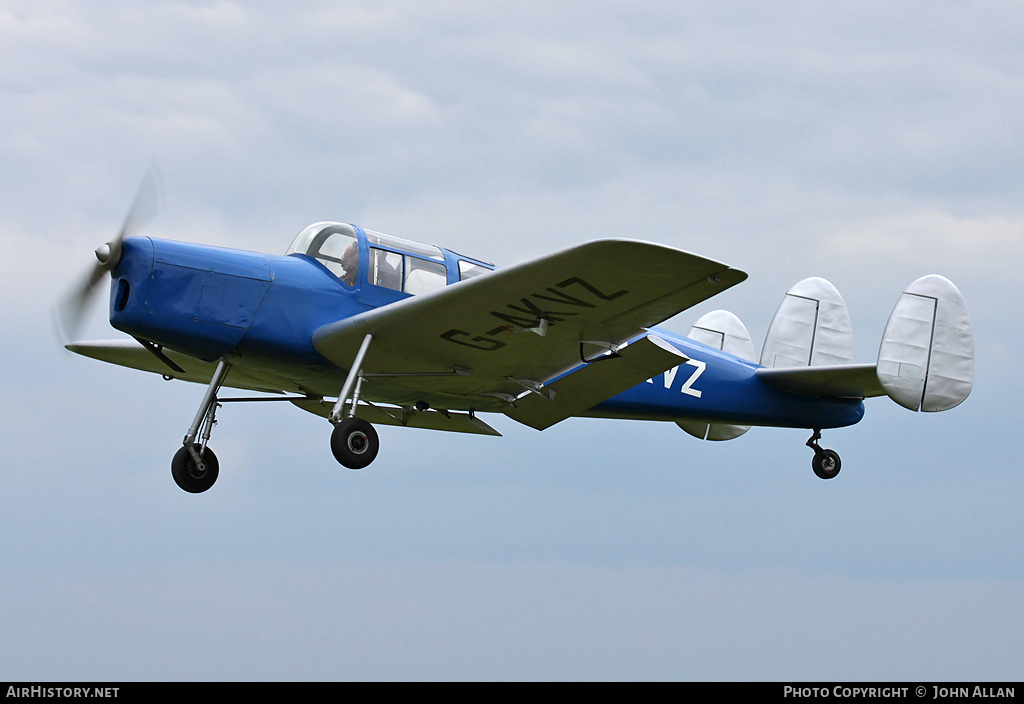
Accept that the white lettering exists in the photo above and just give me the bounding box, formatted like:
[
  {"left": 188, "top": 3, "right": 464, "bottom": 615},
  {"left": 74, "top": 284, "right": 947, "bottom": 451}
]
[
  {"left": 645, "top": 359, "right": 708, "bottom": 399},
  {"left": 663, "top": 365, "right": 678, "bottom": 389},
  {"left": 680, "top": 359, "right": 705, "bottom": 398}
]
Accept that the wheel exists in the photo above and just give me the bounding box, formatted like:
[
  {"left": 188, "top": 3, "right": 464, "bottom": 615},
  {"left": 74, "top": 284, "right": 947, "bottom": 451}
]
[
  {"left": 331, "top": 417, "right": 379, "bottom": 470},
  {"left": 171, "top": 445, "right": 219, "bottom": 493},
  {"left": 811, "top": 449, "right": 841, "bottom": 480}
]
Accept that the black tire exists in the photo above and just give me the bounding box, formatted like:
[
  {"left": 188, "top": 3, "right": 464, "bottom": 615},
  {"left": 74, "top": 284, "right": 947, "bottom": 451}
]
[
  {"left": 171, "top": 445, "right": 219, "bottom": 493},
  {"left": 811, "top": 449, "right": 841, "bottom": 480},
  {"left": 331, "top": 417, "right": 379, "bottom": 470}
]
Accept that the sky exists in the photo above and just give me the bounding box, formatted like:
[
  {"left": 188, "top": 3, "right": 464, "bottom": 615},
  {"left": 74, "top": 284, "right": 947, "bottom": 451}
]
[{"left": 1, "top": 0, "right": 1022, "bottom": 682}]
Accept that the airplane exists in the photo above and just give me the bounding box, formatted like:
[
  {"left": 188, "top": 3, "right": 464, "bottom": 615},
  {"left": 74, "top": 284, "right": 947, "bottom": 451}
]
[{"left": 58, "top": 172, "right": 975, "bottom": 493}]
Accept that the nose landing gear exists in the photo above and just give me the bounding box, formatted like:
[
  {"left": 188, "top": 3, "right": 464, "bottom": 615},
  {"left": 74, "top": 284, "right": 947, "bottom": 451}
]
[
  {"left": 172, "top": 359, "right": 229, "bottom": 493},
  {"left": 806, "top": 430, "right": 841, "bottom": 480}
]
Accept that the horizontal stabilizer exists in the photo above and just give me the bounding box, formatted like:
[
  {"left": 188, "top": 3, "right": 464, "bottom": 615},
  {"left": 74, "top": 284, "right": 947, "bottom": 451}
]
[
  {"left": 757, "top": 363, "right": 885, "bottom": 399},
  {"left": 761, "top": 277, "right": 853, "bottom": 368},
  {"left": 290, "top": 399, "right": 502, "bottom": 436},
  {"left": 877, "top": 275, "right": 974, "bottom": 412},
  {"left": 680, "top": 310, "right": 754, "bottom": 440},
  {"left": 505, "top": 333, "right": 688, "bottom": 430}
]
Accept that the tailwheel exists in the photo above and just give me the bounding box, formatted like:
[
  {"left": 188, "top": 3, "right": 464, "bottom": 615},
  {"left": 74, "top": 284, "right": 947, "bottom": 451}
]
[
  {"left": 171, "top": 445, "right": 219, "bottom": 493},
  {"left": 331, "top": 417, "right": 379, "bottom": 470},
  {"left": 806, "top": 429, "right": 841, "bottom": 480},
  {"left": 811, "top": 448, "right": 841, "bottom": 480}
]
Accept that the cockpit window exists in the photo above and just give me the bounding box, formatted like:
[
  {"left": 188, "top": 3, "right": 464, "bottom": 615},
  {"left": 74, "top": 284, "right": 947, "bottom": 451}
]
[
  {"left": 287, "top": 222, "right": 480, "bottom": 295},
  {"left": 286, "top": 223, "right": 360, "bottom": 286}
]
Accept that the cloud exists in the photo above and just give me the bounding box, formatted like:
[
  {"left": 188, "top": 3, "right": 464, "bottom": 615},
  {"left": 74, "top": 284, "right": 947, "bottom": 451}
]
[{"left": 819, "top": 210, "right": 1024, "bottom": 281}]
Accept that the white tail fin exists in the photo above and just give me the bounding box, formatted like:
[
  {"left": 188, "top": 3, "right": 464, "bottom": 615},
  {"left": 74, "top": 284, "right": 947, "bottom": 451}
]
[
  {"left": 760, "top": 277, "right": 854, "bottom": 369},
  {"left": 678, "top": 310, "right": 753, "bottom": 441},
  {"left": 877, "top": 275, "right": 974, "bottom": 412},
  {"left": 687, "top": 309, "right": 756, "bottom": 361}
]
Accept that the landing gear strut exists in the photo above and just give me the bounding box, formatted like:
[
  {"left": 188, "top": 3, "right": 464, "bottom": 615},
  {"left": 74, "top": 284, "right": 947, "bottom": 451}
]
[
  {"left": 806, "top": 429, "right": 841, "bottom": 480},
  {"left": 328, "top": 334, "right": 380, "bottom": 470},
  {"left": 172, "top": 359, "right": 229, "bottom": 493}
]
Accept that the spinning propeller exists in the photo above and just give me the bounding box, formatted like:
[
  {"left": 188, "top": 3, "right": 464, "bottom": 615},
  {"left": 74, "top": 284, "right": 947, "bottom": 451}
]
[{"left": 56, "top": 167, "right": 162, "bottom": 343}]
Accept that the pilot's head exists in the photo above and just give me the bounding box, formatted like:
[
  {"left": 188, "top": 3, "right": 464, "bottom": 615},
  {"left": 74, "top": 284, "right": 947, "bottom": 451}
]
[{"left": 341, "top": 243, "right": 358, "bottom": 272}]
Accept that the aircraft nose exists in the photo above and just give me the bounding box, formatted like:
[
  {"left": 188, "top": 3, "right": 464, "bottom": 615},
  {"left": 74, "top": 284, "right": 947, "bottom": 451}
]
[{"left": 108, "top": 237, "right": 154, "bottom": 327}]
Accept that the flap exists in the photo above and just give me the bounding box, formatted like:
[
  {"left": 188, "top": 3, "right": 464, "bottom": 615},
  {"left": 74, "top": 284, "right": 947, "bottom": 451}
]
[
  {"left": 312, "top": 239, "right": 745, "bottom": 405},
  {"left": 504, "top": 334, "right": 688, "bottom": 430},
  {"left": 290, "top": 398, "right": 502, "bottom": 436}
]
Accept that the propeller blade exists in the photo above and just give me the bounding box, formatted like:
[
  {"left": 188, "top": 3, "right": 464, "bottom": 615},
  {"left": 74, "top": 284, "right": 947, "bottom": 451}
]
[
  {"left": 55, "top": 165, "right": 163, "bottom": 343},
  {"left": 105, "top": 164, "right": 163, "bottom": 270},
  {"left": 55, "top": 262, "right": 107, "bottom": 343}
]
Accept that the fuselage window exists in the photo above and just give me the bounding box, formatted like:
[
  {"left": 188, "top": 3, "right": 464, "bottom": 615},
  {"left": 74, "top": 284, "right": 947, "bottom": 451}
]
[
  {"left": 369, "top": 248, "right": 448, "bottom": 295},
  {"left": 405, "top": 257, "right": 447, "bottom": 295},
  {"left": 370, "top": 248, "right": 403, "bottom": 291}
]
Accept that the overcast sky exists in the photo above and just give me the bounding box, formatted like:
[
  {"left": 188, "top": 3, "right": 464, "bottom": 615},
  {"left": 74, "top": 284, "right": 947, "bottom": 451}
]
[{"left": 1, "top": 0, "right": 1021, "bottom": 681}]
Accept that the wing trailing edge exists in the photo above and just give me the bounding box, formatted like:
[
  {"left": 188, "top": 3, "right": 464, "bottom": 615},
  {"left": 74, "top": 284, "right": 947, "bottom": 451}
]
[
  {"left": 504, "top": 333, "right": 688, "bottom": 430},
  {"left": 290, "top": 398, "right": 502, "bottom": 436}
]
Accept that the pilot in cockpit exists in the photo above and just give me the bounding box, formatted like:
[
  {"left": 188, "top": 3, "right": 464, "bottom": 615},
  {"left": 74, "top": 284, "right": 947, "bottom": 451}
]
[{"left": 340, "top": 243, "right": 359, "bottom": 286}]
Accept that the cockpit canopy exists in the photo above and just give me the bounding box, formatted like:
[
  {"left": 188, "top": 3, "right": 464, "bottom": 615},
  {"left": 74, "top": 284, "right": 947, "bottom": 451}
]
[{"left": 285, "top": 222, "right": 493, "bottom": 295}]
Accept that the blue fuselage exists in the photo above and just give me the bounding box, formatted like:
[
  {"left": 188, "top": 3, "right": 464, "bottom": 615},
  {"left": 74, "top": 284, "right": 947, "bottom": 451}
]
[{"left": 107, "top": 236, "right": 864, "bottom": 431}]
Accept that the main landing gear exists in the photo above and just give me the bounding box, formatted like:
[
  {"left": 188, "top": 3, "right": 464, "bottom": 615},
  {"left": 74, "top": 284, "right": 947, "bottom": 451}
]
[
  {"left": 168, "top": 336, "right": 384, "bottom": 493},
  {"left": 806, "top": 429, "right": 841, "bottom": 480},
  {"left": 328, "top": 333, "right": 380, "bottom": 470}
]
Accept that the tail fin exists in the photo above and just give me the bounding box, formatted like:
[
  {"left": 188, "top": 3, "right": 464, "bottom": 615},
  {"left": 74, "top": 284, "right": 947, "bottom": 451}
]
[
  {"left": 877, "top": 275, "right": 974, "bottom": 412},
  {"left": 760, "top": 277, "right": 854, "bottom": 369},
  {"left": 755, "top": 275, "right": 974, "bottom": 413},
  {"left": 678, "top": 310, "right": 754, "bottom": 441}
]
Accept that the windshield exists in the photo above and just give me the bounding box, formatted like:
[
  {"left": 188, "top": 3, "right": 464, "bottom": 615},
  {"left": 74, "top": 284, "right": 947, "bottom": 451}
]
[{"left": 285, "top": 223, "right": 360, "bottom": 286}]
